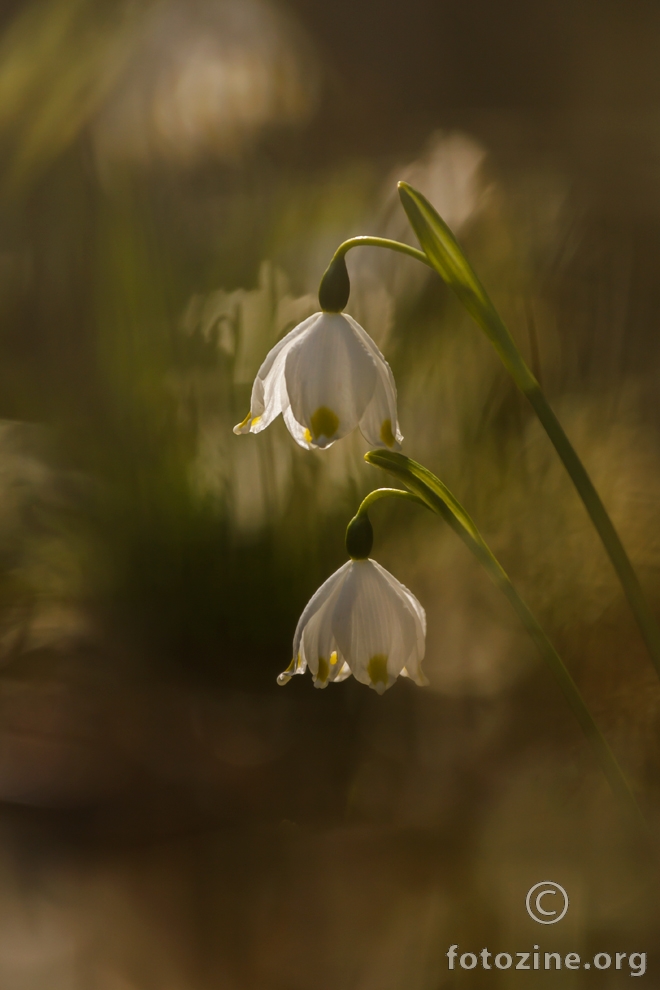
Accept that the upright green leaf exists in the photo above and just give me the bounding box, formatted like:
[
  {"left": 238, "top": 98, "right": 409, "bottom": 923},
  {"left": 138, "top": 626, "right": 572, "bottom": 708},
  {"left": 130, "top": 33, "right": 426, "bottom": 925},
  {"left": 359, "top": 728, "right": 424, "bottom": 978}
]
[{"left": 397, "top": 180, "right": 536, "bottom": 391}]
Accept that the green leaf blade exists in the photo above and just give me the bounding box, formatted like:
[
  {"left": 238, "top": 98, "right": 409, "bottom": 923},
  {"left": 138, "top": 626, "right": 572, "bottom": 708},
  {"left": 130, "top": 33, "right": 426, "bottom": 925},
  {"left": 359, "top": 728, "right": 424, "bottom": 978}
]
[
  {"left": 397, "top": 181, "right": 537, "bottom": 391},
  {"left": 365, "top": 449, "right": 482, "bottom": 544},
  {"left": 397, "top": 181, "right": 488, "bottom": 313}
]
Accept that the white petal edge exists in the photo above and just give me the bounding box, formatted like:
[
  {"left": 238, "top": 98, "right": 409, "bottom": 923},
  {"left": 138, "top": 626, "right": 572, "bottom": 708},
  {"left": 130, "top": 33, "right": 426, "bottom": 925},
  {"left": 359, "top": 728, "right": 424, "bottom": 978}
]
[
  {"left": 282, "top": 396, "right": 312, "bottom": 449},
  {"left": 278, "top": 561, "right": 352, "bottom": 685},
  {"left": 370, "top": 560, "right": 428, "bottom": 686},
  {"left": 300, "top": 575, "right": 349, "bottom": 688},
  {"left": 343, "top": 313, "right": 403, "bottom": 449},
  {"left": 234, "top": 313, "right": 321, "bottom": 435}
]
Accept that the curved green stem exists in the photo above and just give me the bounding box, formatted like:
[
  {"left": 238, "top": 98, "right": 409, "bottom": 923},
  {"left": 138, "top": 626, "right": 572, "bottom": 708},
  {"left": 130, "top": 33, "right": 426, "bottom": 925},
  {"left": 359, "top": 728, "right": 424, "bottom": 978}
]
[
  {"left": 346, "top": 488, "right": 426, "bottom": 559},
  {"left": 396, "top": 180, "right": 660, "bottom": 681},
  {"left": 366, "top": 449, "right": 651, "bottom": 841},
  {"left": 330, "top": 236, "right": 433, "bottom": 270},
  {"left": 356, "top": 487, "right": 428, "bottom": 515}
]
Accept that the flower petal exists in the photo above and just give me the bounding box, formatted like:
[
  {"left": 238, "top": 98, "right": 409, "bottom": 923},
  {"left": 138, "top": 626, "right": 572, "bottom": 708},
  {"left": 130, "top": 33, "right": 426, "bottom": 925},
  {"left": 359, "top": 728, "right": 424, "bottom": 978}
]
[
  {"left": 343, "top": 314, "right": 403, "bottom": 449},
  {"left": 234, "top": 313, "right": 320, "bottom": 435},
  {"left": 358, "top": 372, "right": 403, "bottom": 450},
  {"left": 299, "top": 573, "right": 352, "bottom": 688},
  {"left": 284, "top": 313, "right": 377, "bottom": 448},
  {"left": 292, "top": 563, "right": 350, "bottom": 660},
  {"left": 370, "top": 560, "right": 426, "bottom": 651},
  {"left": 332, "top": 559, "right": 417, "bottom": 694},
  {"left": 282, "top": 396, "right": 312, "bottom": 450},
  {"left": 332, "top": 660, "right": 353, "bottom": 682},
  {"left": 369, "top": 560, "right": 428, "bottom": 685},
  {"left": 399, "top": 660, "right": 429, "bottom": 687}
]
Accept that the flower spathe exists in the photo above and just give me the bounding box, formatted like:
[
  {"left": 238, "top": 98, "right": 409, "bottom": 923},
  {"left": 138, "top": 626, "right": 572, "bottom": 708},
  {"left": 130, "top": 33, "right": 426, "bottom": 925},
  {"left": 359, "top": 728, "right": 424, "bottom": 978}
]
[
  {"left": 278, "top": 558, "right": 428, "bottom": 694},
  {"left": 233, "top": 311, "right": 403, "bottom": 450}
]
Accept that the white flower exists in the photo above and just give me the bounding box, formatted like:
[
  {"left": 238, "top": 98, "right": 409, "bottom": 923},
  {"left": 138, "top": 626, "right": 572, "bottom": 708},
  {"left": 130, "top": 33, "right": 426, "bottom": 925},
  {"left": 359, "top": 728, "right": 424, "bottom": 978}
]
[
  {"left": 278, "top": 558, "right": 428, "bottom": 694},
  {"left": 233, "top": 312, "right": 403, "bottom": 450}
]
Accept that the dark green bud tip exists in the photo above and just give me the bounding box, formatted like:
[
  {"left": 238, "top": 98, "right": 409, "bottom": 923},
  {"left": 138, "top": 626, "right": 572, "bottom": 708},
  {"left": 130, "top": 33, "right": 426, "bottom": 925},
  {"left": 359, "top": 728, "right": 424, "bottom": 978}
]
[
  {"left": 318, "top": 254, "right": 350, "bottom": 312},
  {"left": 345, "top": 512, "right": 373, "bottom": 560}
]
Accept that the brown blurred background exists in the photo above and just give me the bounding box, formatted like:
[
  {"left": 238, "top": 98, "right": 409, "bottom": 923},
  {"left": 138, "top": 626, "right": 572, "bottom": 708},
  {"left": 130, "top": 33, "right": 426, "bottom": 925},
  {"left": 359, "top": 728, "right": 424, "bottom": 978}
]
[{"left": 0, "top": 0, "right": 659, "bottom": 986}]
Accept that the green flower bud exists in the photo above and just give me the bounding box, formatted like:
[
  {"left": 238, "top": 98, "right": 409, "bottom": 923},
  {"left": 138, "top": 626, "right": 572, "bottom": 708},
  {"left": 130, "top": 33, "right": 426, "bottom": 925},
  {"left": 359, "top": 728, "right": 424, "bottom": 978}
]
[
  {"left": 345, "top": 512, "right": 373, "bottom": 560},
  {"left": 318, "top": 254, "right": 350, "bottom": 312}
]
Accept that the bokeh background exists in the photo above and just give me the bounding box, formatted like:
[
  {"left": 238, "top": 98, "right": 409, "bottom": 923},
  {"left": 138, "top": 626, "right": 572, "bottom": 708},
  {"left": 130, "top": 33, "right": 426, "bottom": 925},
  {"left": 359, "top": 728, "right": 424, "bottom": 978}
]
[{"left": 0, "top": 0, "right": 659, "bottom": 985}]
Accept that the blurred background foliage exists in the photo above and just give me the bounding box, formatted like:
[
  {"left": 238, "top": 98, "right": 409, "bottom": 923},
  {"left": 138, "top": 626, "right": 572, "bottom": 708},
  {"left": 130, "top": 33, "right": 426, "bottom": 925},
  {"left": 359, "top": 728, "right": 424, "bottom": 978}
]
[{"left": 0, "top": 0, "right": 659, "bottom": 986}]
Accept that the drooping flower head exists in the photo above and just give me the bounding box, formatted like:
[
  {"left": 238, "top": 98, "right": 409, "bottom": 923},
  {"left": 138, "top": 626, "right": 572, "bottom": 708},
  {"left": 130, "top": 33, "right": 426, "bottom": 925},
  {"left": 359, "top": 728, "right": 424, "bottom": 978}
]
[
  {"left": 233, "top": 311, "right": 403, "bottom": 450},
  {"left": 278, "top": 557, "right": 428, "bottom": 694}
]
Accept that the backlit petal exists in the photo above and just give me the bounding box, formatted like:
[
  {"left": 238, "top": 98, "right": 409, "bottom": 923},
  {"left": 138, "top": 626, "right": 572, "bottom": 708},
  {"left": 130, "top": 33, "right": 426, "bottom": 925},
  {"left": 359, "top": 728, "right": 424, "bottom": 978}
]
[
  {"left": 233, "top": 313, "right": 319, "bottom": 435},
  {"left": 332, "top": 559, "right": 417, "bottom": 694},
  {"left": 284, "top": 313, "right": 377, "bottom": 448},
  {"left": 370, "top": 560, "right": 428, "bottom": 685},
  {"left": 332, "top": 660, "right": 352, "bottom": 682},
  {"left": 300, "top": 584, "right": 348, "bottom": 689},
  {"left": 282, "top": 396, "right": 312, "bottom": 449},
  {"left": 358, "top": 371, "right": 403, "bottom": 449},
  {"left": 370, "top": 560, "right": 426, "bottom": 653},
  {"left": 294, "top": 577, "right": 355, "bottom": 689},
  {"left": 290, "top": 561, "right": 351, "bottom": 668},
  {"left": 343, "top": 314, "right": 403, "bottom": 449}
]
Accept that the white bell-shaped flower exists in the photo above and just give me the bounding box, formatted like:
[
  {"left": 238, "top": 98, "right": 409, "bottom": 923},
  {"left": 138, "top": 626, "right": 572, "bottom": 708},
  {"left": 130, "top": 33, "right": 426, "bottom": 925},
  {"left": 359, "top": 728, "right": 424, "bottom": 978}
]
[
  {"left": 233, "top": 312, "right": 403, "bottom": 450},
  {"left": 278, "top": 558, "right": 427, "bottom": 694}
]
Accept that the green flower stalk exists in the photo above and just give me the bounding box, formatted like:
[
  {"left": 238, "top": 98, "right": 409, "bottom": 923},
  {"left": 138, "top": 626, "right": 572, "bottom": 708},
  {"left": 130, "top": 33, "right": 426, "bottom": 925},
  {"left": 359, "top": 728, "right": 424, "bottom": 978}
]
[{"left": 317, "top": 235, "right": 431, "bottom": 312}]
